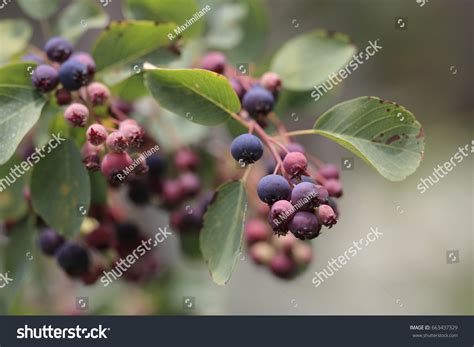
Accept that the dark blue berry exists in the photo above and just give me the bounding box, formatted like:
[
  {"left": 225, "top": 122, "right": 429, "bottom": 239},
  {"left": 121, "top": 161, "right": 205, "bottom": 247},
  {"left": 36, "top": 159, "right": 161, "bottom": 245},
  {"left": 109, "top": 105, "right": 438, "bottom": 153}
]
[
  {"left": 146, "top": 153, "right": 167, "bottom": 177},
  {"left": 288, "top": 211, "right": 321, "bottom": 240},
  {"left": 242, "top": 86, "right": 275, "bottom": 118},
  {"left": 230, "top": 134, "right": 264, "bottom": 165},
  {"left": 44, "top": 37, "right": 73, "bottom": 62},
  {"left": 32, "top": 65, "right": 59, "bottom": 92},
  {"left": 56, "top": 243, "right": 90, "bottom": 277},
  {"left": 115, "top": 222, "right": 140, "bottom": 243},
  {"left": 257, "top": 174, "right": 291, "bottom": 204},
  {"left": 59, "top": 59, "right": 89, "bottom": 91},
  {"left": 38, "top": 229, "right": 64, "bottom": 256},
  {"left": 128, "top": 180, "right": 151, "bottom": 205}
]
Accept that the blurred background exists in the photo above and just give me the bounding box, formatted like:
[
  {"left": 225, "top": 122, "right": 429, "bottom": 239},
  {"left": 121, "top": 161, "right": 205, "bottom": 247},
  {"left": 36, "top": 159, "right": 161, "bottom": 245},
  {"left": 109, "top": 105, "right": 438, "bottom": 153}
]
[{"left": 0, "top": 0, "right": 472, "bottom": 315}]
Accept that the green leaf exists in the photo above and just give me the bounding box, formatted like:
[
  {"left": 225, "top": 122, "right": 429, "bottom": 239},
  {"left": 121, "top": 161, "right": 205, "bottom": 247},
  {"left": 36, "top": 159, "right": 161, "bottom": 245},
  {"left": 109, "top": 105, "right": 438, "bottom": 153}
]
[
  {"left": 270, "top": 30, "right": 357, "bottom": 91},
  {"left": 0, "top": 215, "right": 35, "bottom": 313},
  {"left": 89, "top": 171, "right": 108, "bottom": 205},
  {"left": 0, "top": 156, "right": 29, "bottom": 221},
  {"left": 313, "top": 96, "right": 425, "bottom": 181},
  {"left": 17, "top": 0, "right": 60, "bottom": 20},
  {"left": 200, "top": 180, "right": 247, "bottom": 285},
  {"left": 123, "top": 0, "right": 204, "bottom": 38},
  {"left": 31, "top": 139, "right": 90, "bottom": 237},
  {"left": 0, "top": 63, "right": 47, "bottom": 165},
  {"left": 0, "top": 19, "right": 33, "bottom": 63},
  {"left": 110, "top": 73, "right": 147, "bottom": 102},
  {"left": 92, "top": 20, "right": 176, "bottom": 72},
  {"left": 144, "top": 66, "right": 241, "bottom": 126},
  {"left": 55, "top": 0, "right": 108, "bottom": 44}
]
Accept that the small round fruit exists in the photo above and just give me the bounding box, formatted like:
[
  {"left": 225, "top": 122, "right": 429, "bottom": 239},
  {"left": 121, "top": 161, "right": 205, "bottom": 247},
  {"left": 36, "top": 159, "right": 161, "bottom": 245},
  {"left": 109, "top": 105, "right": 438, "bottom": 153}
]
[
  {"left": 85, "top": 224, "right": 115, "bottom": 250},
  {"left": 55, "top": 88, "right": 72, "bottom": 105},
  {"left": 31, "top": 65, "right": 59, "bottom": 92},
  {"left": 38, "top": 229, "right": 64, "bottom": 256},
  {"left": 283, "top": 152, "right": 308, "bottom": 177},
  {"left": 64, "top": 103, "right": 89, "bottom": 127},
  {"left": 44, "top": 37, "right": 73, "bottom": 62},
  {"left": 81, "top": 142, "right": 101, "bottom": 171},
  {"left": 242, "top": 86, "right": 275, "bottom": 118},
  {"left": 318, "top": 164, "right": 340, "bottom": 180},
  {"left": 87, "top": 82, "right": 110, "bottom": 106},
  {"left": 56, "top": 243, "right": 90, "bottom": 277},
  {"left": 273, "top": 233, "right": 297, "bottom": 253},
  {"left": 119, "top": 122, "right": 144, "bottom": 147},
  {"left": 324, "top": 178, "right": 343, "bottom": 198},
  {"left": 292, "top": 242, "right": 312, "bottom": 266},
  {"left": 269, "top": 200, "right": 294, "bottom": 233},
  {"left": 257, "top": 174, "right": 291, "bottom": 204},
  {"left": 249, "top": 242, "right": 275, "bottom": 265},
  {"left": 291, "top": 182, "right": 328, "bottom": 210},
  {"left": 245, "top": 218, "right": 271, "bottom": 245},
  {"left": 288, "top": 211, "right": 321, "bottom": 240},
  {"left": 200, "top": 51, "right": 226, "bottom": 73},
  {"left": 174, "top": 148, "right": 199, "bottom": 172},
  {"left": 230, "top": 134, "right": 264, "bottom": 165},
  {"left": 101, "top": 152, "right": 133, "bottom": 181},
  {"left": 179, "top": 172, "right": 201, "bottom": 197},
  {"left": 146, "top": 153, "right": 167, "bottom": 177},
  {"left": 106, "top": 131, "right": 129, "bottom": 153},
  {"left": 280, "top": 142, "right": 305, "bottom": 159},
  {"left": 59, "top": 59, "right": 89, "bottom": 90},
  {"left": 70, "top": 52, "right": 96, "bottom": 79},
  {"left": 269, "top": 252, "right": 296, "bottom": 279},
  {"left": 161, "top": 179, "right": 185, "bottom": 206},
  {"left": 260, "top": 72, "right": 282, "bottom": 94},
  {"left": 86, "top": 124, "right": 107, "bottom": 145},
  {"left": 317, "top": 204, "right": 337, "bottom": 227}
]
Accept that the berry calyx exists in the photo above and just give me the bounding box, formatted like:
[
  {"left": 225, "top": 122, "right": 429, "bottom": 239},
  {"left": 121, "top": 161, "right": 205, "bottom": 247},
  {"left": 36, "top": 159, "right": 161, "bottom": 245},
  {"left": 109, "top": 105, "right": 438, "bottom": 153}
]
[
  {"left": 87, "top": 82, "right": 110, "bottom": 106},
  {"left": 242, "top": 86, "right": 275, "bottom": 118},
  {"left": 257, "top": 174, "right": 292, "bottom": 205},
  {"left": 106, "top": 131, "right": 129, "bottom": 153},
  {"left": 283, "top": 151, "right": 308, "bottom": 177},
  {"left": 64, "top": 103, "right": 89, "bottom": 127},
  {"left": 230, "top": 134, "right": 264, "bottom": 165},
  {"left": 44, "top": 37, "right": 73, "bottom": 62},
  {"left": 119, "top": 121, "right": 144, "bottom": 147},
  {"left": 31, "top": 65, "right": 59, "bottom": 92},
  {"left": 86, "top": 124, "right": 107, "bottom": 145},
  {"left": 288, "top": 211, "right": 321, "bottom": 240}
]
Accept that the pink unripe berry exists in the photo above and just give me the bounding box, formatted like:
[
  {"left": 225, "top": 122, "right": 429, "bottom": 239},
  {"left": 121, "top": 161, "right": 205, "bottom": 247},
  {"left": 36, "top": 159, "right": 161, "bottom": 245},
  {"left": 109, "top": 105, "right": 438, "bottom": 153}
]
[
  {"left": 101, "top": 152, "right": 133, "bottom": 181},
  {"left": 106, "top": 131, "right": 129, "bottom": 153},
  {"left": 273, "top": 233, "right": 297, "bottom": 253},
  {"left": 64, "top": 103, "right": 89, "bottom": 127},
  {"left": 179, "top": 172, "right": 201, "bottom": 197},
  {"left": 269, "top": 200, "right": 294, "bottom": 233},
  {"left": 319, "top": 164, "right": 340, "bottom": 180},
  {"left": 245, "top": 218, "right": 271, "bottom": 245},
  {"left": 86, "top": 124, "right": 107, "bottom": 145},
  {"left": 249, "top": 242, "right": 275, "bottom": 265},
  {"left": 283, "top": 152, "right": 308, "bottom": 177},
  {"left": 87, "top": 82, "right": 110, "bottom": 106},
  {"left": 260, "top": 72, "right": 282, "bottom": 93},
  {"left": 324, "top": 179, "right": 343, "bottom": 198},
  {"left": 317, "top": 204, "right": 337, "bottom": 227},
  {"left": 81, "top": 142, "right": 101, "bottom": 171},
  {"left": 292, "top": 242, "right": 312, "bottom": 266},
  {"left": 119, "top": 121, "right": 144, "bottom": 147},
  {"left": 269, "top": 252, "right": 296, "bottom": 279},
  {"left": 174, "top": 148, "right": 200, "bottom": 172},
  {"left": 200, "top": 51, "right": 227, "bottom": 74}
]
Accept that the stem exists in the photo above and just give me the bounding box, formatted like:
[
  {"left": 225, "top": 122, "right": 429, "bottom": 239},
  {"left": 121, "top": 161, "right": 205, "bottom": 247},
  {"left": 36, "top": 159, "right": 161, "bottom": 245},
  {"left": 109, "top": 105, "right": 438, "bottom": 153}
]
[
  {"left": 273, "top": 162, "right": 282, "bottom": 175},
  {"left": 268, "top": 136, "right": 288, "bottom": 153},
  {"left": 268, "top": 112, "right": 290, "bottom": 144},
  {"left": 284, "top": 129, "right": 317, "bottom": 137},
  {"left": 252, "top": 121, "right": 283, "bottom": 167},
  {"left": 241, "top": 165, "right": 252, "bottom": 182}
]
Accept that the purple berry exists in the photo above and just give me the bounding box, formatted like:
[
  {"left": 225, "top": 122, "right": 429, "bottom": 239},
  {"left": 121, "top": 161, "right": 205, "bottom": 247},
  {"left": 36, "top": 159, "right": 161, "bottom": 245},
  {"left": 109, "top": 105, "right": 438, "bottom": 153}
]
[
  {"left": 86, "top": 124, "right": 107, "bottom": 146},
  {"left": 59, "top": 59, "right": 88, "bottom": 90},
  {"left": 245, "top": 218, "right": 271, "bottom": 245},
  {"left": 269, "top": 252, "right": 296, "bottom": 279},
  {"left": 81, "top": 142, "right": 101, "bottom": 171},
  {"left": 230, "top": 78, "right": 245, "bottom": 99},
  {"left": 44, "top": 37, "right": 73, "bottom": 62},
  {"left": 283, "top": 152, "right": 308, "bottom": 177},
  {"left": 56, "top": 243, "right": 90, "bottom": 277},
  {"left": 161, "top": 179, "right": 185, "bottom": 206},
  {"left": 269, "top": 200, "right": 294, "bottom": 233},
  {"left": 31, "top": 65, "right": 59, "bottom": 92},
  {"left": 146, "top": 153, "right": 167, "bottom": 177},
  {"left": 106, "top": 131, "right": 129, "bottom": 153},
  {"left": 64, "top": 103, "right": 89, "bottom": 127},
  {"left": 257, "top": 174, "right": 291, "bottom": 205},
  {"left": 55, "top": 88, "right": 72, "bottom": 105},
  {"left": 230, "top": 134, "right": 264, "bottom": 165},
  {"left": 38, "top": 229, "right": 64, "bottom": 256},
  {"left": 242, "top": 86, "right": 275, "bottom": 118},
  {"left": 324, "top": 178, "right": 343, "bottom": 198},
  {"left": 260, "top": 72, "right": 282, "bottom": 94},
  {"left": 70, "top": 52, "right": 96, "bottom": 79},
  {"left": 101, "top": 152, "right": 133, "bottom": 181},
  {"left": 179, "top": 172, "right": 201, "bottom": 197},
  {"left": 318, "top": 164, "right": 340, "bottom": 180},
  {"left": 288, "top": 211, "right": 321, "bottom": 240},
  {"left": 174, "top": 148, "right": 199, "bottom": 172},
  {"left": 201, "top": 51, "right": 226, "bottom": 73},
  {"left": 87, "top": 82, "right": 110, "bottom": 106},
  {"left": 291, "top": 182, "right": 328, "bottom": 211},
  {"left": 317, "top": 204, "right": 337, "bottom": 227}
]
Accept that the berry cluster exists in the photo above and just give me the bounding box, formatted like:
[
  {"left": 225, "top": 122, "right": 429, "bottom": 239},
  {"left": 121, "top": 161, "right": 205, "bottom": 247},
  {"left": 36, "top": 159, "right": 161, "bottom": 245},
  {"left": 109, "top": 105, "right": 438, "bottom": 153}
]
[{"left": 30, "top": 37, "right": 146, "bottom": 184}]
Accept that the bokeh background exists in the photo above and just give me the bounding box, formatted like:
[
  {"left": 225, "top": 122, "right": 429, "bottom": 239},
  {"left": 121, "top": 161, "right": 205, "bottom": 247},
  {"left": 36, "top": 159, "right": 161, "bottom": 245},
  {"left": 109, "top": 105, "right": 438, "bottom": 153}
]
[{"left": 0, "top": 0, "right": 472, "bottom": 315}]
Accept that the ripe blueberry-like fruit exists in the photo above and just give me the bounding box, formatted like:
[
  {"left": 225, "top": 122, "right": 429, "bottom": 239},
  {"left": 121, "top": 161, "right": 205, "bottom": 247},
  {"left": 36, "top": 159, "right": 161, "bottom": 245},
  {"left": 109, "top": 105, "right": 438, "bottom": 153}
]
[
  {"left": 291, "top": 182, "right": 328, "bottom": 210},
  {"left": 31, "top": 65, "right": 59, "bottom": 92},
  {"left": 38, "top": 229, "right": 64, "bottom": 256},
  {"left": 86, "top": 124, "right": 107, "bottom": 145},
  {"left": 101, "top": 152, "right": 133, "bottom": 181},
  {"left": 317, "top": 204, "right": 337, "bottom": 227},
  {"left": 324, "top": 178, "right": 343, "bottom": 198},
  {"left": 283, "top": 152, "right": 308, "bottom": 177},
  {"left": 44, "top": 37, "right": 73, "bottom": 62},
  {"left": 55, "top": 88, "right": 72, "bottom": 105},
  {"left": 200, "top": 51, "right": 227, "bottom": 73},
  {"left": 119, "top": 121, "right": 144, "bottom": 147},
  {"left": 106, "top": 131, "right": 129, "bottom": 153},
  {"left": 170, "top": 207, "right": 204, "bottom": 233},
  {"left": 146, "top": 153, "right": 167, "bottom": 177},
  {"left": 260, "top": 72, "right": 282, "bottom": 94},
  {"left": 230, "top": 134, "right": 264, "bottom": 165},
  {"left": 245, "top": 218, "right": 271, "bottom": 245},
  {"left": 269, "top": 200, "right": 294, "bottom": 233},
  {"left": 59, "top": 59, "right": 88, "bottom": 90},
  {"left": 318, "top": 164, "right": 340, "bottom": 180},
  {"left": 269, "top": 252, "right": 296, "bottom": 279},
  {"left": 249, "top": 242, "right": 275, "bottom": 265},
  {"left": 87, "top": 82, "right": 110, "bottom": 106},
  {"left": 64, "top": 103, "right": 89, "bottom": 127},
  {"left": 288, "top": 211, "right": 321, "bottom": 240},
  {"left": 257, "top": 174, "right": 291, "bottom": 204},
  {"left": 56, "top": 243, "right": 90, "bottom": 277},
  {"left": 128, "top": 180, "right": 151, "bottom": 206},
  {"left": 70, "top": 52, "right": 96, "bottom": 79},
  {"left": 242, "top": 86, "right": 275, "bottom": 118},
  {"left": 174, "top": 148, "right": 199, "bottom": 172}
]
